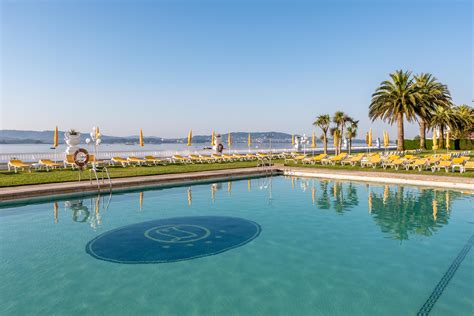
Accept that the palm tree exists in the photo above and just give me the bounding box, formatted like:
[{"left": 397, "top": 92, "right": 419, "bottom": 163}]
[
  {"left": 414, "top": 73, "right": 451, "bottom": 149},
  {"left": 313, "top": 114, "right": 331, "bottom": 154},
  {"left": 452, "top": 104, "right": 474, "bottom": 139},
  {"left": 333, "top": 111, "right": 348, "bottom": 153},
  {"left": 369, "top": 70, "right": 421, "bottom": 150},
  {"left": 345, "top": 120, "right": 359, "bottom": 155},
  {"left": 429, "top": 105, "right": 465, "bottom": 148}
]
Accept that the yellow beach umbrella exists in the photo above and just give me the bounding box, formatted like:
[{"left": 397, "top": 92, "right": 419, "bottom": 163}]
[
  {"left": 368, "top": 128, "right": 373, "bottom": 148},
  {"left": 365, "top": 132, "right": 369, "bottom": 146},
  {"left": 139, "top": 129, "right": 144, "bottom": 147},
  {"left": 248, "top": 133, "right": 252, "bottom": 147},
  {"left": 432, "top": 130, "right": 438, "bottom": 151},
  {"left": 53, "top": 126, "right": 59, "bottom": 148},
  {"left": 227, "top": 132, "right": 232, "bottom": 148},
  {"left": 384, "top": 131, "right": 390, "bottom": 148},
  {"left": 96, "top": 126, "right": 100, "bottom": 141},
  {"left": 333, "top": 130, "right": 338, "bottom": 148},
  {"left": 291, "top": 134, "right": 295, "bottom": 146},
  {"left": 311, "top": 131, "right": 316, "bottom": 149},
  {"left": 445, "top": 130, "right": 450, "bottom": 150},
  {"left": 211, "top": 130, "right": 215, "bottom": 146},
  {"left": 187, "top": 129, "right": 193, "bottom": 146}
]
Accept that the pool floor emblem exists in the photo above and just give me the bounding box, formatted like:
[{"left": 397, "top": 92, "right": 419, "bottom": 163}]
[{"left": 86, "top": 216, "right": 261, "bottom": 264}]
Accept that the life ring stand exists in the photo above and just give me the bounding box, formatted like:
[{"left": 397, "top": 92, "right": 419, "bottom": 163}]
[
  {"left": 217, "top": 144, "right": 224, "bottom": 153},
  {"left": 74, "top": 148, "right": 89, "bottom": 169}
]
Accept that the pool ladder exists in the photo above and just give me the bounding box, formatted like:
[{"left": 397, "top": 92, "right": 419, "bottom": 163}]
[{"left": 89, "top": 165, "right": 112, "bottom": 192}]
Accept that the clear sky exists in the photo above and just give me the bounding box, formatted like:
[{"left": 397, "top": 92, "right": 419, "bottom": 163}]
[{"left": 1, "top": 0, "right": 472, "bottom": 138}]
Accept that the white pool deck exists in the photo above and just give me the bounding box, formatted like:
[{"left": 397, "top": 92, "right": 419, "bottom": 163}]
[{"left": 1, "top": 166, "right": 473, "bottom": 202}]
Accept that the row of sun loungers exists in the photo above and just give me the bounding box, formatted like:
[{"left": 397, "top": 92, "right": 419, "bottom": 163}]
[
  {"left": 284, "top": 152, "right": 473, "bottom": 173},
  {"left": 6, "top": 152, "right": 282, "bottom": 172}
]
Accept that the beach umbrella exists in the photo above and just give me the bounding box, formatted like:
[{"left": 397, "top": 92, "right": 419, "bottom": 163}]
[
  {"left": 187, "top": 129, "right": 192, "bottom": 146},
  {"left": 53, "top": 126, "right": 59, "bottom": 148},
  {"left": 227, "top": 132, "right": 232, "bottom": 148},
  {"left": 432, "top": 130, "right": 438, "bottom": 151},
  {"left": 96, "top": 126, "right": 100, "bottom": 141},
  {"left": 139, "top": 129, "right": 144, "bottom": 147},
  {"left": 333, "top": 130, "right": 338, "bottom": 148},
  {"left": 211, "top": 130, "right": 215, "bottom": 146},
  {"left": 365, "top": 132, "right": 369, "bottom": 146},
  {"left": 384, "top": 131, "right": 390, "bottom": 148},
  {"left": 291, "top": 134, "right": 295, "bottom": 146},
  {"left": 368, "top": 128, "right": 373, "bottom": 148},
  {"left": 248, "top": 133, "right": 252, "bottom": 148},
  {"left": 445, "top": 130, "right": 450, "bottom": 150},
  {"left": 311, "top": 131, "right": 316, "bottom": 149}
]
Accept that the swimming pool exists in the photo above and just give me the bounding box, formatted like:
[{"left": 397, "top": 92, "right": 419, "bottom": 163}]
[{"left": 1, "top": 176, "right": 473, "bottom": 315}]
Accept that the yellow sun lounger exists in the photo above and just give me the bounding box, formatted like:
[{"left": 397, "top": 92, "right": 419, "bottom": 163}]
[
  {"left": 172, "top": 155, "right": 191, "bottom": 164},
  {"left": 404, "top": 159, "right": 428, "bottom": 171},
  {"left": 451, "top": 157, "right": 469, "bottom": 172},
  {"left": 285, "top": 155, "right": 307, "bottom": 164},
  {"left": 127, "top": 156, "right": 146, "bottom": 166},
  {"left": 382, "top": 158, "right": 406, "bottom": 170},
  {"left": 340, "top": 154, "right": 364, "bottom": 166},
  {"left": 211, "top": 154, "right": 224, "bottom": 162},
  {"left": 222, "top": 154, "right": 236, "bottom": 162},
  {"left": 8, "top": 159, "right": 31, "bottom": 173},
  {"left": 303, "top": 154, "right": 327, "bottom": 164},
  {"left": 64, "top": 154, "right": 77, "bottom": 169},
  {"left": 111, "top": 157, "right": 130, "bottom": 167},
  {"left": 361, "top": 155, "right": 382, "bottom": 168},
  {"left": 145, "top": 156, "right": 165, "bottom": 165},
  {"left": 38, "top": 159, "right": 62, "bottom": 171},
  {"left": 431, "top": 160, "right": 453, "bottom": 173},
  {"left": 460, "top": 161, "right": 474, "bottom": 173},
  {"left": 322, "top": 153, "right": 347, "bottom": 165}
]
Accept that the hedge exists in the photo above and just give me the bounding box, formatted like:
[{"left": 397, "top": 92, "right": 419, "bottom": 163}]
[{"left": 403, "top": 139, "right": 473, "bottom": 150}]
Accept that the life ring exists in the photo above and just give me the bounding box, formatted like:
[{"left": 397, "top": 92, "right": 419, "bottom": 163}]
[
  {"left": 74, "top": 148, "right": 89, "bottom": 168},
  {"left": 217, "top": 144, "right": 224, "bottom": 153}
]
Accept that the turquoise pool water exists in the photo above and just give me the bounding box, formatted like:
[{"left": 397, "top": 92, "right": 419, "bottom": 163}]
[{"left": 1, "top": 176, "right": 473, "bottom": 315}]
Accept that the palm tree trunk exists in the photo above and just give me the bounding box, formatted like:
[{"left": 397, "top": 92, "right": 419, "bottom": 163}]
[
  {"left": 348, "top": 138, "right": 352, "bottom": 155},
  {"left": 419, "top": 120, "right": 426, "bottom": 149},
  {"left": 340, "top": 126, "right": 344, "bottom": 153},
  {"left": 397, "top": 113, "right": 405, "bottom": 151},
  {"left": 439, "top": 126, "right": 444, "bottom": 149},
  {"left": 323, "top": 134, "right": 327, "bottom": 154}
]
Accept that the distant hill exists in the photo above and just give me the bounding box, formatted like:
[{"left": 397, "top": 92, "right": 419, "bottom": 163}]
[{"left": 0, "top": 130, "right": 295, "bottom": 144}]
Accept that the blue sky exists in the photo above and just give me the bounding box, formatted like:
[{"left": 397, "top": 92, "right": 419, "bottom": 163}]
[{"left": 1, "top": 0, "right": 472, "bottom": 138}]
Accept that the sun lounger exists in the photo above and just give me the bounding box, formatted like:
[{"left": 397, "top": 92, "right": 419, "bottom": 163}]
[
  {"left": 64, "top": 154, "right": 77, "bottom": 169},
  {"left": 460, "top": 161, "right": 474, "bottom": 173},
  {"left": 127, "top": 156, "right": 146, "bottom": 166},
  {"left": 451, "top": 157, "right": 469, "bottom": 172},
  {"left": 361, "top": 155, "right": 382, "bottom": 168},
  {"left": 172, "top": 155, "right": 191, "bottom": 164},
  {"left": 38, "top": 159, "right": 62, "bottom": 171},
  {"left": 404, "top": 159, "right": 428, "bottom": 171},
  {"left": 285, "top": 154, "right": 307, "bottom": 164},
  {"left": 382, "top": 158, "right": 406, "bottom": 170},
  {"left": 145, "top": 156, "right": 164, "bottom": 165},
  {"left": 211, "top": 154, "right": 224, "bottom": 162},
  {"left": 340, "top": 154, "right": 364, "bottom": 166},
  {"left": 431, "top": 160, "right": 453, "bottom": 173},
  {"left": 111, "top": 157, "right": 130, "bottom": 167},
  {"left": 322, "top": 153, "right": 348, "bottom": 165},
  {"left": 302, "top": 154, "right": 327, "bottom": 165},
  {"left": 8, "top": 159, "right": 31, "bottom": 173}
]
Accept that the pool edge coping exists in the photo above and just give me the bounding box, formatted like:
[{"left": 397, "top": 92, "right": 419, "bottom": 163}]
[{"left": 1, "top": 166, "right": 473, "bottom": 203}]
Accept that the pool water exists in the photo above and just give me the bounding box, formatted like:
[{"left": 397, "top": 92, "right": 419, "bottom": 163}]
[{"left": 1, "top": 176, "right": 473, "bottom": 315}]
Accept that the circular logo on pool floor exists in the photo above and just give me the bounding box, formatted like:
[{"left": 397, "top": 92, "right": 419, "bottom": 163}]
[{"left": 86, "top": 216, "right": 261, "bottom": 264}]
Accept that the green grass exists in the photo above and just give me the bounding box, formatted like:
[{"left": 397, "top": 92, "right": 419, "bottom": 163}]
[
  {"left": 0, "top": 161, "right": 261, "bottom": 187},
  {"left": 284, "top": 161, "right": 474, "bottom": 178}
]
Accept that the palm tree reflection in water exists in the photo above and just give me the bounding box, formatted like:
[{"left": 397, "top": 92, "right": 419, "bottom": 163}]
[{"left": 369, "top": 186, "right": 456, "bottom": 241}]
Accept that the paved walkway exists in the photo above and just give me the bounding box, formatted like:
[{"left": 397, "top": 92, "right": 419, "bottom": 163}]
[{"left": 283, "top": 166, "right": 474, "bottom": 191}]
